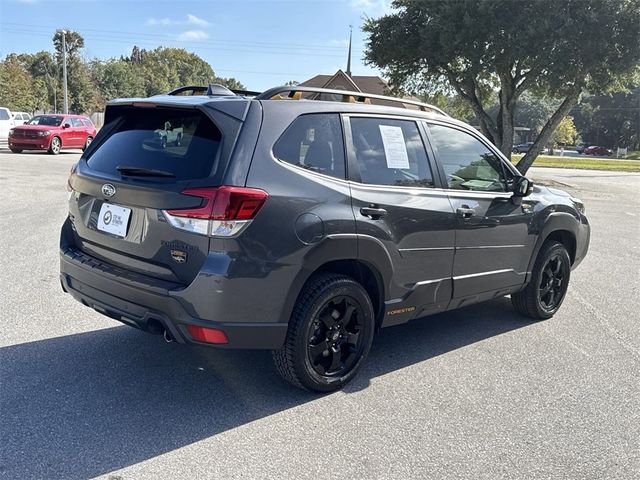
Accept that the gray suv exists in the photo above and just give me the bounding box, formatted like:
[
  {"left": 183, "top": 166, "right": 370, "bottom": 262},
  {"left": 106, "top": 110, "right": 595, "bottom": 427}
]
[{"left": 60, "top": 85, "right": 590, "bottom": 391}]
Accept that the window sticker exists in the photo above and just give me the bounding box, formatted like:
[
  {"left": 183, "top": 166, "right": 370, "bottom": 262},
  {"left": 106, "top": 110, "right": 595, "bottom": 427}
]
[{"left": 379, "top": 125, "right": 410, "bottom": 169}]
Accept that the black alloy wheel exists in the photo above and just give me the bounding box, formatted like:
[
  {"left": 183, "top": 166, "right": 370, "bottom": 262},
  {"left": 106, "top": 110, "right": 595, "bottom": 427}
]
[
  {"left": 307, "top": 295, "right": 366, "bottom": 377},
  {"left": 512, "top": 240, "right": 571, "bottom": 320},
  {"left": 273, "top": 273, "right": 375, "bottom": 392},
  {"left": 538, "top": 254, "right": 567, "bottom": 311}
]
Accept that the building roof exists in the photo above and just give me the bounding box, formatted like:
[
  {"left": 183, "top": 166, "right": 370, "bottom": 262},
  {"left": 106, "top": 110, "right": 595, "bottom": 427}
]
[{"left": 299, "top": 70, "right": 391, "bottom": 97}]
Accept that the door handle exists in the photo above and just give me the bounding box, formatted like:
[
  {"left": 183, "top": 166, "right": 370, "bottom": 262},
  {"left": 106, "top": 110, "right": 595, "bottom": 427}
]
[
  {"left": 456, "top": 206, "right": 475, "bottom": 219},
  {"left": 360, "top": 206, "right": 388, "bottom": 220}
]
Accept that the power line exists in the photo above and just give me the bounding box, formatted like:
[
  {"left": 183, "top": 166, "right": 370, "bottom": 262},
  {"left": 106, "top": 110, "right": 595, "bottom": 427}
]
[{"left": 0, "top": 22, "right": 365, "bottom": 54}]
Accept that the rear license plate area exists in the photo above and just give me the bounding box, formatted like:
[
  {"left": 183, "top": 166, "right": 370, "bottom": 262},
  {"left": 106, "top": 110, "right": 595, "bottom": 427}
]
[{"left": 97, "top": 203, "right": 131, "bottom": 238}]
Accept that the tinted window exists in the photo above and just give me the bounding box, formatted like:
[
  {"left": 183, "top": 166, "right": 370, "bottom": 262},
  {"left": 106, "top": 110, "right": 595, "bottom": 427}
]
[
  {"left": 273, "top": 114, "right": 345, "bottom": 179},
  {"left": 87, "top": 108, "right": 221, "bottom": 181},
  {"left": 349, "top": 117, "right": 433, "bottom": 188},
  {"left": 0, "top": 110, "right": 10, "bottom": 120},
  {"left": 27, "top": 115, "right": 63, "bottom": 126},
  {"left": 428, "top": 124, "right": 510, "bottom": 192},
  {"left": 70, "top": 118, "right": 83, "bottom": 127}
]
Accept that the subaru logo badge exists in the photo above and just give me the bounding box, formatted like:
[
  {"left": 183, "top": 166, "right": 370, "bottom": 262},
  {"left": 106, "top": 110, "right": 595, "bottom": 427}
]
[{"left": 102, "top": 184, "right": 116, "bottom": 197}]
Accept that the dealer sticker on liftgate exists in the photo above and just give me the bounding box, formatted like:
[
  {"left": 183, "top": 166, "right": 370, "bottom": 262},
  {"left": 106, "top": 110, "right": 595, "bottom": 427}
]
[{"left": 97, "top": 203, "right": 131, "bottom": 238}]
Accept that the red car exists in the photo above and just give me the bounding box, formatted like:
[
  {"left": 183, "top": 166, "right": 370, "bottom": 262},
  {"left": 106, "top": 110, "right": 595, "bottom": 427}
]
[
  {"left": 8, "top": 114, "right": 97, "bottom": 154},
  {"left": 583, "top": 145, "right": 612, "bottom": 156}
]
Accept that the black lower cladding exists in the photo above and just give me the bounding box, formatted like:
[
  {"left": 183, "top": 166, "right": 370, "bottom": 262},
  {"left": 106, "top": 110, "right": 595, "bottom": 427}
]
[{"left": 60, "top": 247, "right": 288, "bottom": 349}]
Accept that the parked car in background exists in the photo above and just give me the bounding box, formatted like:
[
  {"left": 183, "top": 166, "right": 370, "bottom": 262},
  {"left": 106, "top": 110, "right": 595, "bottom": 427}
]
[
  {"left": 12, "top": 112, "right": 31, "bottom": 125},
  {"left": 8, "top": 114, "right": 97, "bottom": 154},
  {"left": 0, "top": 107, "right": 15, "bottom": 144},
  {"left": 575, "top": 142, "right": 593, "bottom": 154},
  {"left": 583, "top": 145, "right": 612, "bottom": 156},
  {"left": 512, "top": 142, "right": 534, "bottom": 153}
]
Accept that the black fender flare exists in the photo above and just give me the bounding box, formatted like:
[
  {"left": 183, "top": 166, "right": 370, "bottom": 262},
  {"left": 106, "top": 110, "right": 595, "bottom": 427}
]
[
  {"left": 280, "top": 234, "right": 394, "bottom": 325},
  {"left": 527, "top": 212, "right": 579, "bottom": 274}
]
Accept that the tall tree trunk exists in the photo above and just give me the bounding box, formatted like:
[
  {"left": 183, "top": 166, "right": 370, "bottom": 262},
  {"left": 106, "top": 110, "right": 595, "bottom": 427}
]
[
  {"left": 497, "top": 73, "right": 517, "bottom": 158},
  {"left": 516, "top": 89, "right": 582, "bottom": 174}
]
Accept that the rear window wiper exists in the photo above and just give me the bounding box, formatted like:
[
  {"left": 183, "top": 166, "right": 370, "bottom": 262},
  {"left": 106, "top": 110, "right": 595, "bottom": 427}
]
[{"left": 116, "top": 166, "right": 175, "bottom": 178}]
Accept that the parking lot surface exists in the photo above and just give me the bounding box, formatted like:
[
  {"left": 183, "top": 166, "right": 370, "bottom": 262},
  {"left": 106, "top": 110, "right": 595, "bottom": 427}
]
[{"left": 1, "top": 151, "right": 639, "bottom": 479}]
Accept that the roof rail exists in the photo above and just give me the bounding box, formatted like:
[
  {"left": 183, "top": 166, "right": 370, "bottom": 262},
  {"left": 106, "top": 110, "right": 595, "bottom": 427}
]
[
  {"left": 255, "top": 86, "right": 448, "bottom": 116},
  {"left": 167, "top": 84, "right": 261, "bottom": 97}
]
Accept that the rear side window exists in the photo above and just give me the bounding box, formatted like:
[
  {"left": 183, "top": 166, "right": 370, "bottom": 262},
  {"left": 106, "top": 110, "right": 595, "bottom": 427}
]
[
  {"left": 273, "top": 114, "right": 345, "bottom": 179},
  {"left": 349, "top": 117, "right": 434, "bottom": 188},
  {"left": 87, "top": 108, "right": 221, "bottom": 181}
]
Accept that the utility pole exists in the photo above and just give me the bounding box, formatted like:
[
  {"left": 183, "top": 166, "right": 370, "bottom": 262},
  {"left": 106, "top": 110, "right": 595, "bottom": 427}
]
[{"left": 58, "top": 29, "right": 69, "bottom": 114}]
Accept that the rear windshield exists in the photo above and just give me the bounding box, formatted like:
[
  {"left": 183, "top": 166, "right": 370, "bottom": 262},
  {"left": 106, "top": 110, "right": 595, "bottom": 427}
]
[{"left": 86, "top": 107, "right": 221, "bottom": 180}]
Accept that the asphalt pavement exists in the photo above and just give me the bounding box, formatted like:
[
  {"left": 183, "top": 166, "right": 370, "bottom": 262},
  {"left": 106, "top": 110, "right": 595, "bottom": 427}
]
[{"left": 1, "top": 150, "right": 639, "bottom": 480}]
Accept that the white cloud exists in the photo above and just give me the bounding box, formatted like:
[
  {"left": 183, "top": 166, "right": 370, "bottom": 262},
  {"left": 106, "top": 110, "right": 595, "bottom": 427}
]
[
  {"left": 349, "top": 0, "right": 392, "bottom": 16},
  {"left": 147, "top": 17, "right": 172, "bottom": 26},
  {"left": 176, "top": 30, "right": 209, "bottom": 41},
  {"left": 147, "top": 14, "right": 209, "bottom": 27},
  {"left": 186, "top": 14, "right": 208, "bottom": 27}
]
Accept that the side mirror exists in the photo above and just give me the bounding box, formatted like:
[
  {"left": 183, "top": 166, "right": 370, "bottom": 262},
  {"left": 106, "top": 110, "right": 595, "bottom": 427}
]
[
  {"left": 513, "top": 176, "right": 533, "bottom": 197},
  {"left": 63, "top": 123, "right": 71, "bottom": 129}
]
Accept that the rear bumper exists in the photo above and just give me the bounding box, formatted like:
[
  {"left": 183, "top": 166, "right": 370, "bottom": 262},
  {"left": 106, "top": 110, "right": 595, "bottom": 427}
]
[{"left": 60, "top": 246, "right": 288, "bottom": 349}]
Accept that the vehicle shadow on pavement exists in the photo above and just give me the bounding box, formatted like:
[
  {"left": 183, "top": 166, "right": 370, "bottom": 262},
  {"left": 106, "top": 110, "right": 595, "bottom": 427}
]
[{"left": 0, "top": 297, "right": 530, "bottom": 479}]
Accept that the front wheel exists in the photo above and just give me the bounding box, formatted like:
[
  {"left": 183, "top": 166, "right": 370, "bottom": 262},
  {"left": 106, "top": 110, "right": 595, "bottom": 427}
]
[
  {"left": 48, "top": 136, "right": 61, "bottom": 155},
  {"left": 82, "top": 136, "right": 93, "bottom": 152},
  {"left": 512, "top": 241, "right": 571, "bottom": 320},
  {"left": 273, "top": 273, "right": 375, "bottom": 392}
]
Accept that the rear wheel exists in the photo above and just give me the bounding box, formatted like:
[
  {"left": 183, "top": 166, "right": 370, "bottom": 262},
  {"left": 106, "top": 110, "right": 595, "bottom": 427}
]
[
  {"left": 82, "top": 136, "right": 93, "bottom": 152},
  {"left": 512, "top": 241, "right": 571, "bottom": 320},
  {"left": 48, "top": 136, "right": 61, "bottom": 155},
  {"left": 273, "top": 273, "right": 375, "bottom": 392}
]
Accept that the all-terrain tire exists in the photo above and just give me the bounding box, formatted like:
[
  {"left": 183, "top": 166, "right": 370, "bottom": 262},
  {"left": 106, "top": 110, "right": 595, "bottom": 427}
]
[
  {"left": 512, "top": 240, "right": 571, "bottom": 320},
  {"left": 272, "top": 273, "right": 375, "bottom": 392}
]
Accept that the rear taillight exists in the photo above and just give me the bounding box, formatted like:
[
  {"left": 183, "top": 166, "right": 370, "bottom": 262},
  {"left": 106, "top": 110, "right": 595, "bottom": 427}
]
[{"left": 163, "top": 186, "right": 268, "bottom": 237}]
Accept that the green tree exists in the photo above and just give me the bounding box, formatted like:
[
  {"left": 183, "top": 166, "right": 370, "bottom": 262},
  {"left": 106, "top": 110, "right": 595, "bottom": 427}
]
[
  {"left": 364, "top": 0, "right": 640, "bottom": 173},
  {"left": 0, "top": 54, "right": 40, "bottom": 111},
  {"left": 551, "top": 116, "right": 578, "bottom": 146},
  {"left": 52, "top": 30, "right": 100, "bottom": 113},
  {"left": 571, "top": 87, "right": 640, "bottom": 149},
  {"left": 213, "top": 76, "right": 246, "bottom": 91}
]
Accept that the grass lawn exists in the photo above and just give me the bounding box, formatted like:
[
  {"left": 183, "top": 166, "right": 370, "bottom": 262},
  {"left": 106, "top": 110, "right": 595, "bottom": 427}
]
[{"left": 511, "top": 154, "right": 640, "bottom": 172}]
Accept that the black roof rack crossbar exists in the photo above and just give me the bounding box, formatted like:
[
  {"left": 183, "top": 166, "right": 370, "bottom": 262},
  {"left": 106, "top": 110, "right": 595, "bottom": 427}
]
[{"left": 255, "top": 86, "right": 448, "bottom": 116}]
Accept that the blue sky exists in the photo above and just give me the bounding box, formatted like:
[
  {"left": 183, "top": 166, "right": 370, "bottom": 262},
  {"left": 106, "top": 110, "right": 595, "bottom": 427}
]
[{"left": 0, "top": 0, "right": 393, "bottom": 91}]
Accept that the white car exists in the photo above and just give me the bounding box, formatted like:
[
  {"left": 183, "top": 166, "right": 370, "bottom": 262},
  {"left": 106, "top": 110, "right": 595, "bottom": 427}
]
[
  {"left": 12, "top": 112, "right": 31, "bottom": 126},
  {"left": 0, "top": 107, "right": 15, "bottom": 143},
  {"left": 153, "top": 121, "right": 183, "bottom": 148}
]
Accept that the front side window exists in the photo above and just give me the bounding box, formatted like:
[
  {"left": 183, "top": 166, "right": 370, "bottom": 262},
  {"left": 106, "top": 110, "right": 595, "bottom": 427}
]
[
  {"left": 349, "top": 117, "right": 434, "bottom": 188},
  {"left": 0, "top": 110, "right": 9, "bottom": 120},
  {"left": 428, "top": 124, "right": 510, "bottom": 192},
  {"left": 273, "top": 114, "right": 345, "bottom": 179},
  {"left": 70, "top": 118, "right": 83, "bottom": 127}
]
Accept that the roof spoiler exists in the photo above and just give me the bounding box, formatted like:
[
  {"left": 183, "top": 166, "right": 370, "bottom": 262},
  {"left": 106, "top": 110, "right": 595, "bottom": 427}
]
[{"left": 167, "top": 84, "right": 261, "bottom": 97}]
